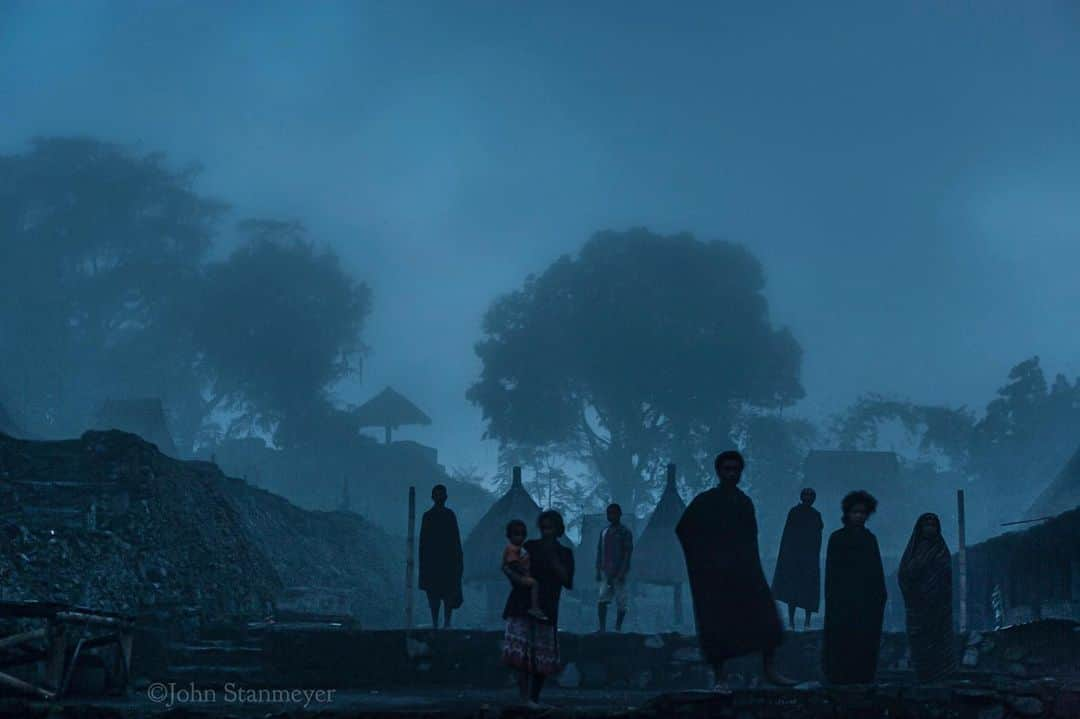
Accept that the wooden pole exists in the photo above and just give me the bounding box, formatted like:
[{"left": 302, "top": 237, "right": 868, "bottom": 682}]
[
  {"left": 957, "top": 489, "right": 967, "bottom": 633},
  {"left": 405, "top": 486, "right": 416, "bottom": 630}
]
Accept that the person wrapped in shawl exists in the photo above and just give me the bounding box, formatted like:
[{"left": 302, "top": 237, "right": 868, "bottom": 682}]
[{"left": 898, "top": 512, "right": 956, "bottom": 682}]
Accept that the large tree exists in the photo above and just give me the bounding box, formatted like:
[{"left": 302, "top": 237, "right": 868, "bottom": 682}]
[
  {"left": 832, "top": 356, "right": 1080, "bottom": 522},
  {"left": 193, "top": 220, "right": 372, "bottom": 448},
  {"left": 0, "top": 137, "right": 224, "bottom": 445},
  {"left": 468, "top": 228, "right": 803, "bottom": 512}
]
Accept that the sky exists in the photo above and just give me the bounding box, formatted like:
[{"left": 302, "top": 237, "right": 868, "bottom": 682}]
[{"left": 2, "top": 0, "right": 1079, "bottom": 474}]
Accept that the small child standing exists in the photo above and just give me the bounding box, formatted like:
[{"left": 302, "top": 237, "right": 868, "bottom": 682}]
[{"left": 503, "top": 519, "right": 548, "bottom": 621}]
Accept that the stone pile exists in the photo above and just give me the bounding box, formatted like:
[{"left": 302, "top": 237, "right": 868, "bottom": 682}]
[{"left": 0, "top": 430, "right": 280, "bottom": 617}]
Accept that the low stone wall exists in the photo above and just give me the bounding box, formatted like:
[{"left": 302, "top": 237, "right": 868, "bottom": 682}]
[{"left": 260, "top": 628, "right": 914, "bottom": 690}]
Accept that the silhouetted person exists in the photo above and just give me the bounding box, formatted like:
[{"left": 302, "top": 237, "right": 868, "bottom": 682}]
[
  {"left": 596, "top": 503, "right": 633, "bottom": 632},
  {"left": 676, "top": 450, "right": 795, "bottom": 691},
  {"left": 502, "top": 510, "right": 574, "bottom": 708},
  {"left": 899, "top": 512, "right": 956, "bottom": 683},
  {"left": 418, "top": 484, "right": 463, "bottom": 628},
  {"left": 823, "top": 490, "right": 886, "bottom": 685},
  {"left": 772, "top": 487, "right": 824, "bottom": 630}
]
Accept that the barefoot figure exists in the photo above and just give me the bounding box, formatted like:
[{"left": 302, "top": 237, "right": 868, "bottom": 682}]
[
  {"left": 675, "top": 450, "right": 796, "bottom": 691},
  {"left": 418, "top": 484, "right": 464, "bottom": 629},
  {"left": 596, "top": 503, "right": 633, "bottom": 632},
  {"left": 772, "top": 488, "right": 824, "bottom": 630},
  {"left": 501, "top": 510, "right": 575, "bottom": 707},
  {"left": 898, "top": 512, "right": 956, "bottom": 683},
  {"left": 823, "top": 490, "right": 887, "bottom": 685}
]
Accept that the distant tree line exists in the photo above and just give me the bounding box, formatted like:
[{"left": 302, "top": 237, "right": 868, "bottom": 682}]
[{"left": 0, "top": 137, "right": 370, "bottom": 452}]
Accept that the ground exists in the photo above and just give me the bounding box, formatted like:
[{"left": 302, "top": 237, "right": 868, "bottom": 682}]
[{"left": 2, "top": 679, "right": 1079, "bottom": 719}]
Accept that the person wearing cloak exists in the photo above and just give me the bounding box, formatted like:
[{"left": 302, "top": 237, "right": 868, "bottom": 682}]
[
  {"left": 898, "top": 512, "right": 956, "bottom": 683},
  {"left": 771, "top": 488, "right": 824, "bottom": 630},
  {"left": 418, "top": 484, "right": 464, "bottom": 629},
  {"left": 675, "top": 450, "right": 795, "bottom": 690},
  {"left": 822, "top": 490, "right": 887, "bottom": 685}
]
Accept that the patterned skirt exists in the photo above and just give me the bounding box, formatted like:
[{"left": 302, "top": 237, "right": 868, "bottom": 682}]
[{"left": 502, "top": 617, "right": 560, "bottom": 676}]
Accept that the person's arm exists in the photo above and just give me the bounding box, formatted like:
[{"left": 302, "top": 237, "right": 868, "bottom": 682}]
[
  {"left": 617, "top": 528, "right": 633, "bottom": 580},
  {"left": 501, "top": 550, "right": 530, "bottom": 588},
  {"left": 595, "top": 529, "right": 604, "bottom": 582},
  {"left": 545, "top": 539, "right": 572, "bottom": 588},
  {"left": 417, "top": 513, "right": 429, "bottom": 589},
  {"left": 872, "top": 535, "right": 887, "bottom": 608},
  {"left": 450, "top": 512, "right": 464, "bottom": 578}
]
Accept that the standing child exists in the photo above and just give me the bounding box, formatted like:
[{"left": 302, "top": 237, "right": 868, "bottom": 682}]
[{"left": 503, "top": 520, "right": 548, "bottom": 621}]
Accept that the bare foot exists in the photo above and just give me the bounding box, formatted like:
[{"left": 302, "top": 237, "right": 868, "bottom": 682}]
[{"left": 764, "top": 668, "right": 798, "bottom": 687}]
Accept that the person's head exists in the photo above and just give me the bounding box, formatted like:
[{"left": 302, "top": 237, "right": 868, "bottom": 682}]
[
  {"left": 537, "top": 510, "right": 566, "bottom": 540},
  {"left": 800, "top": 487, "right": 817, "bottom": 506},
  {"left": 606, "top": 503, "right": 622, "bottom": 525},
  {"left": 506, "top": 519, "right": 527, "bottom": 547},
  {"left": 841, "top": 490, "right": 878, "bottom": 528},
  {"left": 918, "top": 513, "right": 941, "bottom": 540},
  {"left": 714, "top": 450, "right": 745, "bottom": 485},
  {"left": 431, "top": 484, "right": 448, "bottom": 506}
]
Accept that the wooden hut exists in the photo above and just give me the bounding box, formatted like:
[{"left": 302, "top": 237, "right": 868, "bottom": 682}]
[
  {"left": 95, "top": 398, "right": 178, "bottom": 457},
  {"left": 635, "top": 463, "right": 689, "bottom": 627},
  {"left": 352, "top": 387, "right": 432, "bottom": 445}
]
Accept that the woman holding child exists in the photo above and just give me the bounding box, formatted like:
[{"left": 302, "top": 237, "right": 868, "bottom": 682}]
[{"left": 501, "top": 509, "right": 575, "bottom": 707}]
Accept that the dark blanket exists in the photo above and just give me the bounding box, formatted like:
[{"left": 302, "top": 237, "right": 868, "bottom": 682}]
[
  {"left": 418, "top": 505, "right": 464, "bottom": 608},
  {"left": 898, "top": 513, "right": 955, "bottom": 682},
  {"left": 675, "top": 484, "right": 782, "bottom": 664},
  {"left": 823, "top": 525, "right": 886, "bottom": 684},
  {"left": 504, "top": 538, "right": 575, "bottom": 626},
  {"left": 772, "top": 503, "right": 824, "bottom": 612}
]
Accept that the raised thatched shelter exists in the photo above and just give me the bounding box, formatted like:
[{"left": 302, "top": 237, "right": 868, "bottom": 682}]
[
  {"left": 635, "top": 463, "right": 689, "bottom": 626},
  {"left": 95, "top": 398, "right": 178, "bottom": 457},
  {"left": 353, "top": 387, "right": 432, "bottom": 444}
]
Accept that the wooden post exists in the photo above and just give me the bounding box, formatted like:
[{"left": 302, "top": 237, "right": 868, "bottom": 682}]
[
  {"left": 957, "top": 489, "right": 967, "bottom": 633},
  {"left": 405, "top": 486, "right": 416, "bottom": 630},
  {"left": 512, "top": 465, "right": 522, "bottom": 486}
]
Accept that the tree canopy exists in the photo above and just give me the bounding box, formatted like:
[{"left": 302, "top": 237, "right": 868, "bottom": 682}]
[
  {"left": 0, "top": 138, "right": 372, "bottom": 455},
  {"left": 193, "top": 220, "right": 372, "bottom": 448},
  {"left": 468, "top": 228, "right": 804, "bottom": 511},
  {"left": 832, "top": 356, "right": 1080, "bottom": 522}
]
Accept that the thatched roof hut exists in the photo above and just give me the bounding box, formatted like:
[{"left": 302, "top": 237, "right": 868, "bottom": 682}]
[
  {"left": 463, "top": 466, "right": 544, "bottom": 583},
  {"left": 353, "top": 387, "right": 432, "bottom": 444},
  {"left": 635, "top": 464, "right": 688, "bottom": 586},
  {"left": 95, "top": 398, "right": 178, "bottom": 457}
]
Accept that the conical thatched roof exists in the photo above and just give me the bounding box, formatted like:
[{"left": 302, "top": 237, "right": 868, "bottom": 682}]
[
  {"left": 460, "top": 466, "right": 583, "bottom": 584},
  {"left": 95, "top": 398, "right": 178, "bottom": 457},
  {"left": 463, "top": 467, "right": 543, "bottom": 582},
  {"left": 635, "top": 464, "right": 688, "bottom": 585},
  {"left": 353, "top": 387, "right": 432, "bottom": 429},
  {"left": 1027, "top": 445, "right": 1080, "bottom": 518}
]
